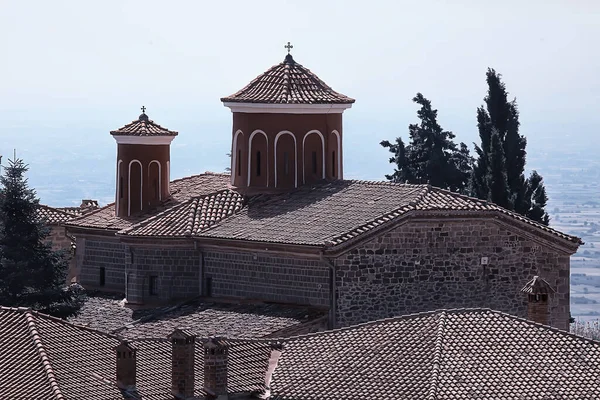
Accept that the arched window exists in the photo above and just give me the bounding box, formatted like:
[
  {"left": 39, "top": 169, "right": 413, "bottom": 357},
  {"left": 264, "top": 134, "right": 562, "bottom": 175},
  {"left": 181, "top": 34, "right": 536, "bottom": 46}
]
[
  {"left": 148, "top": 160, "right": 161, "bottom": 201},
  {"left": 330, "top": 130, "right": 341, "bottom": 179},
  {"left": 248, "top": 130, "right": 268, "bottom": 187},
  {"left": 128, "top": 160, "right": 143, "bottom": 216},
  {"left": 232, "top": 130, "right": 244, "bottom": 185},
  {"left": 275, "top": 131, "right": 297, "bottom": 188},
  {"left": 302, "top": 130, "right": 325, "bottom": 184}
]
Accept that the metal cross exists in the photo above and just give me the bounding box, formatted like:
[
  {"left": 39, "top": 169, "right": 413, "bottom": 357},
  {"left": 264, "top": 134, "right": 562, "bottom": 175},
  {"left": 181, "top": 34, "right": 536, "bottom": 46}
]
[
  {"left": 141, "top": 106, "right": 146, "bottom": 113},
  {"left": 284, "top": 42, "right": 293, "bottom": 54}
]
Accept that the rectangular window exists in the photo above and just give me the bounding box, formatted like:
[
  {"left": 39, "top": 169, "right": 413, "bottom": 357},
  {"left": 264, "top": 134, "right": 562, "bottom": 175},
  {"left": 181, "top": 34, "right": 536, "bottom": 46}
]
[
  {"left": 283, "top": 152, "right": 289, "bottom": 176},
  {"left": 149, "top": 276, "right": 158, "bottom": 296},
  {"left": 99, "top": 267, "right": 106, "bottom": 286},
  {"left": 312, "top": 151, "right": 317, "bottom": 174},
  {"left": 256, "top": 151, "right": 262, "bottom": 176},
  {"left": 205, "top": 277, "right": 213, "bottom": 297},
  {"left": 119, "top": 177, "right": 123, "bottom": 199},
  {"left": 237, "top": 149, "right": 242, "bottom": 176},
  {"left": 332, "top": 151, "right": 336, "bottom": 177}
]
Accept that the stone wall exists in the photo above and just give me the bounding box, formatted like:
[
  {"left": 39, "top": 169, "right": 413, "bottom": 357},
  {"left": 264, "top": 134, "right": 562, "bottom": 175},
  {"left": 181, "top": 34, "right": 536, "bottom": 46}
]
[
  {"left": 204, "top": 250, "right": 330, "bottom": 308},
  {"left": 78, "top": 236, "right": 126, "bottom": 292},
  {"left": 126, "top": 246, "right": 200, "bottom": 304},
  {"left": 46, "top": 225, "right": 76, "bottom": 283},
  {"left": 334, "top": 217, "right": 571, "bottom": 330}
]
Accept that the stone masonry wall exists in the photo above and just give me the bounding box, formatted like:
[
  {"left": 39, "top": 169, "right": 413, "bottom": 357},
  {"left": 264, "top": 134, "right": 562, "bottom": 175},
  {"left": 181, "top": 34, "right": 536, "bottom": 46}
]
[
  {"left": 127, "top": 247, "right": 200, "bottom": 304},
  {"left": 78, "top": 236, "right": 126, "bottom": 292},
  {"left": 335, "top": 218, "right": 570, "bottom": 330},
  {"left": 204, "top": 250, "right": 329, "bottom": 308},
  {"left": 46, "top": 225, "right": 76, "bottom": 283}
]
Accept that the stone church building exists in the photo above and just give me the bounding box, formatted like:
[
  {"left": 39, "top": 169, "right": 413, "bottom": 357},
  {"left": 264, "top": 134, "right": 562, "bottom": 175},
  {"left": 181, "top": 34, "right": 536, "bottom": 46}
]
[{"left": 66, "top": 51, "right": 581, "bottom": 331}]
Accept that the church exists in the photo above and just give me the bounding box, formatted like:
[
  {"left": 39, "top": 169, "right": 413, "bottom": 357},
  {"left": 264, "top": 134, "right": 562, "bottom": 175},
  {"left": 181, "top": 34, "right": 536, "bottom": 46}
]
[{"left": 66, "top": 47, "right": 581, "bottom": 331}]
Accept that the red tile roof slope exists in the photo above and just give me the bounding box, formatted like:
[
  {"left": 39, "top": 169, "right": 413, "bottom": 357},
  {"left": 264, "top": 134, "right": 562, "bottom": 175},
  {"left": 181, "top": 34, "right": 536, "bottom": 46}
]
[
  {"left": 0, "top": 306, "right": 271, "bottom": 399},
  {"left": 221, "top": 54, "right": 355, "bottom": 104},
  {"left": 66, "top": 173, "right": 231, "bottom": 231},
  {"left": 119, "top": 189, "right": 244, "bottom": 237},
  {"left": 110, "top": 113, "right": 178, "bottom": 137},
  {"left": 197, "top": 181, "right": 581, "bottom": 247},
  {"left": 269, "top": 309, "right": 600, "bottom": 399},
  {"left": 37, "top": 204, "right": 80, "bottom": 224},
  {"left": 68, "top": 295, "right": 324, "bottom": 340}
]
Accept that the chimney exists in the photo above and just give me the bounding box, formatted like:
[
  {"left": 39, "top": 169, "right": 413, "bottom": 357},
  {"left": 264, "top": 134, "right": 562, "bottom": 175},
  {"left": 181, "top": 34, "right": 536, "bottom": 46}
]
[
  {"left": 114, "top": 341, "right": 136, "bottom": 389},
  {"left": 168, "top": 328, "right": 196, "bottom": 399},
  {"left": 521, "top": 276, "right": 555, "bottom": 325},
  {"left": 203, "top": 337, "right": 228, "bottom": 399}
]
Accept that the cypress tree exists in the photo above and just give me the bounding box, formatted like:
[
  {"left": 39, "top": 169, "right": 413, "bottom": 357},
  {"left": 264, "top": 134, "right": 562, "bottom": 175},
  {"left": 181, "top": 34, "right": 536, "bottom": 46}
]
[
  {"left": 0, "top": 158, "right": 84, "bottom": 318},
  {"left": 382, "top": 93, "right": 472, "bottom": 192},
  {"left": 471, "top": 69, "right": 550, "bottom": 225}
]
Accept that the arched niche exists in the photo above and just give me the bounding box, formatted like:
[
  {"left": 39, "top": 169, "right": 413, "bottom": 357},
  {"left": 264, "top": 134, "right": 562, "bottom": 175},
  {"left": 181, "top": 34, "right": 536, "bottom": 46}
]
[
  {"left": 330, "top": 130, "right": 341, "bottom": 179},
  {"left": 275, "top": 131, "right": 297, "bottom": 188},
  {"left": 148, "top": 160, "right": 161, "bottom": 202},
  {"left": 302, "top": 130, "right": 325, "bottom": 184},
  {"left": 128, "top": 160, "right": 143, "bottom": 216},
  {"left": 232, "top": 130, "right": 245, "bottom": 186},
  {"left": 248, "top": 130, "right": 269, "bottom": 187}
]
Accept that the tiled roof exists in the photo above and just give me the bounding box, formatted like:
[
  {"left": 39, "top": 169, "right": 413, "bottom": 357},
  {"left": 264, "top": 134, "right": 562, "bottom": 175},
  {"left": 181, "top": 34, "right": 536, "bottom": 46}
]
[
  {"left": 221, "top": 54, "right": 355, "bottom": 104},
  {"left": 110, "top": 113, "right": 178, "bottom": 137},
  {"left": 66, "top": 173, "right": 231, "bottom": 231},
  {"left": 268, "top": 309, "right": 600, "bottom": 399},
  {"left": 37, "top": 204, "right": 80, "bottom": 224},
  {"left": 119, "top": 189, "right": 244, "bottom": 237},
  {"left": 6, "top": 307, "right": 600, "bottom": 399},
  {"left": 198, "top": 181, "right": 581, "bottom": 247},
  {"left": 0, "top": 306, "right": 270, "bottom": 400},
  {"left": 69, "top": 294, "right": 324, "bottom": 340}
]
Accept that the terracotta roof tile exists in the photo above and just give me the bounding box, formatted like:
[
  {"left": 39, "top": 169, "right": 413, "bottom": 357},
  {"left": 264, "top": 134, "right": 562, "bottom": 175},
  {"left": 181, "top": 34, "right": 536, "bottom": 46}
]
[
  {"left": 69, "top": 295, "right": 325, "bottom": 340},
  {"left": 110, "top": 113, "right": 178, "bottom": 137},
  {"left": 37, "top": 205, "right": 80, "bottom": 225},
  {"left": 198, "top": 181, "right": 581, "bottom": 247},
  {"left": 67, "top": 173, "right": 231, "bottom": 231},
  {"left": 268, "top": 309, "right": 600, "bottom": 399},
  {"left": 221, "top": 54, "right": 355, "bottom": 105},
  {"left": 119, "top": 189, "right": 244, "bottom": 237}
]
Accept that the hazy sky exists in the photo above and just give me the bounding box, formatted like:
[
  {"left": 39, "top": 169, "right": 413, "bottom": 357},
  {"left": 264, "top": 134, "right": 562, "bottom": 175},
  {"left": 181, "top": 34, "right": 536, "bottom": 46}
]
[{"left": 0, "top": 0, "right": 598, "bottom": 203}]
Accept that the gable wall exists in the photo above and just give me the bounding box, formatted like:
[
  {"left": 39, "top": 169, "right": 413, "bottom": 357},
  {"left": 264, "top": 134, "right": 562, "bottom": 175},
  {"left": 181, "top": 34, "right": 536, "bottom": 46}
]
[{"left": 334, "top": 217, "right": 570, "bottom": 330}]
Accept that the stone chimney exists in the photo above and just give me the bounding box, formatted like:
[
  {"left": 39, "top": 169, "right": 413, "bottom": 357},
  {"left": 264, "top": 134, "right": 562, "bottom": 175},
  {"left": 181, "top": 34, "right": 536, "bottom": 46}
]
[
  {"left": 168, "top": 328, "right": 196, "bottom": 399},
  {"left": 114, "top": 341, "right": 136, "bottom": 389},
  {"left": 521, "top": 276, "right": 555, "bottom": 325},
  {"left": 203, "top": 337, "right": 228, "bottom": 399}
]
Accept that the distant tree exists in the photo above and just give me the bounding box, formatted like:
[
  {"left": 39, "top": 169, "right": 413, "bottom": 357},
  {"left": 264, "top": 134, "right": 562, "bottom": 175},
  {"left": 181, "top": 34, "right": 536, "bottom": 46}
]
[
  {"left": 0, "top": 158, "right": 84, "bottom": 318},
  {"left": 471, "top": 68, "right": 550, "bottom": 224},
  {"left": 381, "top": 93, "right": 472, "bottom": 192}
]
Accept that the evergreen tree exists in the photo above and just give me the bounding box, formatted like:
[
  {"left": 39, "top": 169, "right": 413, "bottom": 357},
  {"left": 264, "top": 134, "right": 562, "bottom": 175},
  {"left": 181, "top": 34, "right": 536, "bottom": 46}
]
[
  {"left": 381, "top": 93, "right": 472, "bottom": 192},
  {"left": 525, "top": 171, "right": 550, "bottom": 225},
  {"left": 471, "top": 69, "right": 550, "bottom": 225},
  {"left": 0, "top": 158, "right": 84, "bottom": 318}
]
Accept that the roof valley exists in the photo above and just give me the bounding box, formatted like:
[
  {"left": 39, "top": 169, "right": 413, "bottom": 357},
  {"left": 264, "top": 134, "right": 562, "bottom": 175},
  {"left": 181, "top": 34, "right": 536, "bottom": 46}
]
[
  {"left": 427, "top": 311, "right": 447, "bottom": 400},
  {"left": 24, "top": 311, "right": 65, "bottom": 400}
]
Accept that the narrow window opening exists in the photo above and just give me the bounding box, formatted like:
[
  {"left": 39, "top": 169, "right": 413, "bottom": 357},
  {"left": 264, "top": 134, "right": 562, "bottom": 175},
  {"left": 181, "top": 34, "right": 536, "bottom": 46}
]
[
  {"left": 149, "top": 276, "right": 158, "bottom": 296},
  {"left": 119, "top": 177, "right": 123, "bottom": 199},
  {"left": 256, "top": 151, "right": 262, "bottom": 176},
  {"left": 206, "top": 277, "right": 213, "bottom": 297},
  {"left": 153, "top": 178, "right": 158, "bottom": 200},
  {"left": 99, "top": 267, "right": 106, "bottom": 286},
  {"left": 312, "top": 151, "right": 317, "bottom": 175},
  {"left": 283, "top": 152, "right": 289, "bottom": 176},
  {"left": 332, "top": 151, "right": 336, "bottom": 178},
  {"left": 237, "top": 149, "right": 242, "bottom": 176}
]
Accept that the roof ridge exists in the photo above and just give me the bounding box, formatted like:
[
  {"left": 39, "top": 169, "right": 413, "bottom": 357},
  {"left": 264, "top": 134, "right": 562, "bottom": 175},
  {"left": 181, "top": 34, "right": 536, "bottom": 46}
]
[
  {"left": 38, "top": 204, "right": 78, "bottom": 217},
  {"left": 169, "top": 171, "right": 230, "bottom": 185},
  {"left": 24, "top": 312, "right": 66, "bottom": 400},
  {"left": 427, "top": 311, "right": 446, "bottom": 400}
]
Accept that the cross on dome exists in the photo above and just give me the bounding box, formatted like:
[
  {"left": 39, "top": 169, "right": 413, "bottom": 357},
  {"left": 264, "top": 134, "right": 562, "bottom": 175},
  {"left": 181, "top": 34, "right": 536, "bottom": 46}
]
[
  {"left": 141, "top": 106, "right": 146, "bottom": 114},
  {"left": 284, "top": 42, "right": 293, "bottom": 54}
]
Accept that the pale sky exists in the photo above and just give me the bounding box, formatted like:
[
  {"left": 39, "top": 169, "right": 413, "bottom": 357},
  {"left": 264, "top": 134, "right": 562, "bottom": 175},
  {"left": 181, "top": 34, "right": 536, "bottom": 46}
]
[{"left": 0, "top": 0, "right": 598, "bottom": 203}]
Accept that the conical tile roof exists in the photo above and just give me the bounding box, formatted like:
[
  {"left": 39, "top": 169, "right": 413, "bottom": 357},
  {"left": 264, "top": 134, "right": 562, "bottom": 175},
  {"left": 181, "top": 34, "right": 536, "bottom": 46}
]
[{"left": 221, "top": 54, "right": 355, "bottom": 105}]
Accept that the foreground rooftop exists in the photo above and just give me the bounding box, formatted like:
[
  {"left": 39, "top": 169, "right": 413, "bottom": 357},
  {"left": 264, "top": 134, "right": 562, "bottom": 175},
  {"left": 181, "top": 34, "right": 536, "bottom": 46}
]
[{"left": 2, "top": 307, "right": 600, "bottom": 399}]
